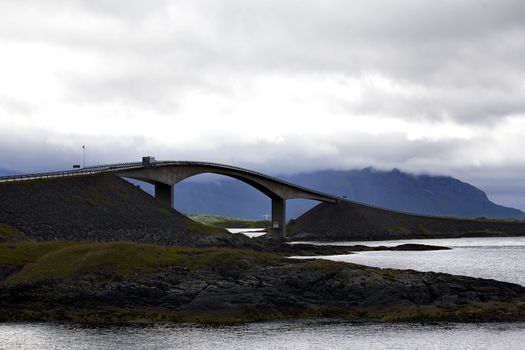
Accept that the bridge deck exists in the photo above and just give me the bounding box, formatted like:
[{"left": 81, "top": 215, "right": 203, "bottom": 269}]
[{"left": 0, "top": 161, "right": 341, "bottom": 202}]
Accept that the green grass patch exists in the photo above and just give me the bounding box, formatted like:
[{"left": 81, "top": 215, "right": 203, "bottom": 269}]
[
  {"left": 189, "top": 214, "right": 236, "bottom": 225},
  {"left": 0, "top": 224, "right": 25, "bottom": 241},
  {"left": 0, "top": 224, "right": 29, "bottom": 242},
  {"left": 190, "top": 214, "right": 269, "bottom": 229},
  {"left": 0, "top": 241, "right": 69, "bottom": 265},
  {"left": 186, "top": 219, "right": 228, "bottom": 234},
  {"left": 1, "top": 241, "right": 282, "bottom": 285}
]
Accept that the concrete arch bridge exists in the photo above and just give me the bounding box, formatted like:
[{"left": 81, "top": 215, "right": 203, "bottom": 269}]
[{"left": 0, "top": 160, "right": 340, "bottom": 239}]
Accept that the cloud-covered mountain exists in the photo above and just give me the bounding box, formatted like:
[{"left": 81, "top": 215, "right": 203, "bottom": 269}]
[{"left": 169, "top": 168, "right": 525, "bottom": 220}]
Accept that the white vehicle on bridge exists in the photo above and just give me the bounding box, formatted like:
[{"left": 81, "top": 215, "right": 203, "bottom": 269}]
[{"left": 142, "top": 156, "right": 156, "bottom": 167}]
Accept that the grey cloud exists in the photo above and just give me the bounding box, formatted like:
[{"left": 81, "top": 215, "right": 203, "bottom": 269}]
[
  {"left": 351, "top": 79, "right": 525, "bottom": 123},
  {"left": 1, "top": 0, "right": 524, "bottom": 124},
  {"left": 0, "top": 127, "right": 466, "bottom": 175},
  {"left": 1, "top": 0, "right": 525, "bottom": 209},
  {"left": 0, "top": 129, "right": 147, "bottom": 173}
]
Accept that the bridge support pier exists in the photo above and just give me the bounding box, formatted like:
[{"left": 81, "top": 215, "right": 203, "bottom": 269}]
[
  {"left": 155, "top": 183, "right": 173, "bottom": 208},
  {"left": 271, "top": 197, "right": 286, "bottom": 240}
]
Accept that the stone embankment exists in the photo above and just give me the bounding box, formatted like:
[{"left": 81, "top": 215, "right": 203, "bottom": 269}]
[
  {"left": 288, "top": 201, "right": 525, "bottom": 241},
  {"left": 0, "top": 174, "right": 253, "bottom": 248}
]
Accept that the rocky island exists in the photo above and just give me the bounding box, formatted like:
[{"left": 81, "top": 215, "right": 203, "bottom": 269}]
[{"left": 1, "top": 240, "right": 525, "bottom": 323}]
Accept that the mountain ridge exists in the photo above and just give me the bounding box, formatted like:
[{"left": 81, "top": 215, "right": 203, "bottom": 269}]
[{"left": 172, "top": 167, "right": 525, "bottom": 220}]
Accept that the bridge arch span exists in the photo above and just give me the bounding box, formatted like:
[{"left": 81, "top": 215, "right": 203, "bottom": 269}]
[{"left": 117, "top": 162, "right": 339, "bottom": 239}]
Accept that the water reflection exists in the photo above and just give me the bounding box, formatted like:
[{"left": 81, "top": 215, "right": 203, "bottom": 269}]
[{"left": 1, "top": 321, "right": 524, "bottom": 350}]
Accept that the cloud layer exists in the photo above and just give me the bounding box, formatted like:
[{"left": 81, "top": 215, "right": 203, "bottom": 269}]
[{"left": 1, "top": 0, "right": 525, "bottom": 209}]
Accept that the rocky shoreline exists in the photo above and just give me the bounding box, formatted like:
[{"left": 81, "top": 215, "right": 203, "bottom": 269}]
[
  {"left": 0, "top": 241, "right": 524, "bottom": 324},
  {"left": 282, "top": 243, "right": 450, "bottom": 256}
]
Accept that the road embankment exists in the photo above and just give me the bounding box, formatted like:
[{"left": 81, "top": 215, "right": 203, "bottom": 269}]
[
  {"left": 287, "top": 201, "right": 525, "bottom": 241},
  {"left": 0, "top": 174, "right": 257, "bottom": 248}
]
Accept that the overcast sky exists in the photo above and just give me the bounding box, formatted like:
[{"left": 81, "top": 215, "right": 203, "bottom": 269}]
[{"left": 1, "top": 0, "right": 524, "bottom": 209}]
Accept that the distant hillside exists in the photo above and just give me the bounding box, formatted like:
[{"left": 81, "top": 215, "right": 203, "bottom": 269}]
[{"left": 168, "top": 168, "right": 525, "bottom": 219}]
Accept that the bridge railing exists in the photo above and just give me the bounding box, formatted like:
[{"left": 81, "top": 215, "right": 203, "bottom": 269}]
[{"left": 0, "top": 162, "right": 144, "bottom": 183}]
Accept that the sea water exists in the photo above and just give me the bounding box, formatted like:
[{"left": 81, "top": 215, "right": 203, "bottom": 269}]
[
  {"left": 292, "top": 237, "right": 525, "bottom": 286},
  {"left": 1, "top": 321, "right": 524, "bottom": 350}
]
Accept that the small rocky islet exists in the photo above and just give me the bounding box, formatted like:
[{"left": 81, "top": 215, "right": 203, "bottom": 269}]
[{"left": 0, "top": 174, "right": 524, "bottom": 323}]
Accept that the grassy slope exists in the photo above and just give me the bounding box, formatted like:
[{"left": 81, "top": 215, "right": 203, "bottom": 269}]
[
  {"left": 186, "top": 219, "right": 229, "bottom": 234},
  {"left": 0, "top": 224, "right": 27, "bottom": 242},
  {"left": 0, "top": 241, "right": 279, "bottom": 285}
]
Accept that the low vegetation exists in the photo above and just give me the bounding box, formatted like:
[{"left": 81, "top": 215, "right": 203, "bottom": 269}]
[
  {"left": 0, "top": 241, "right": 280, "bottom": 285},
  {"left": 0, "top": 223, "right": 26, "bottom": 242},
  {"left": 186, "top": 219, "right": 229, "bottom": 235},
  {"left": 0, "top": 241, "right": 67, "bottom": 266},
  {"left": 190, "top": 214, "right": 269, "bottom": 228}
]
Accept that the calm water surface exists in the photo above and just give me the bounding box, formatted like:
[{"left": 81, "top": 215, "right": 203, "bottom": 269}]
[
  {"left": 1, "top": 321, "right": 524, "bottom": 350},
  {"left": 292, "top": 237, "right": 525, "bottom": 286},
  {"left": 227, "top": 228, "right": 266, "bottom": 238}
]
